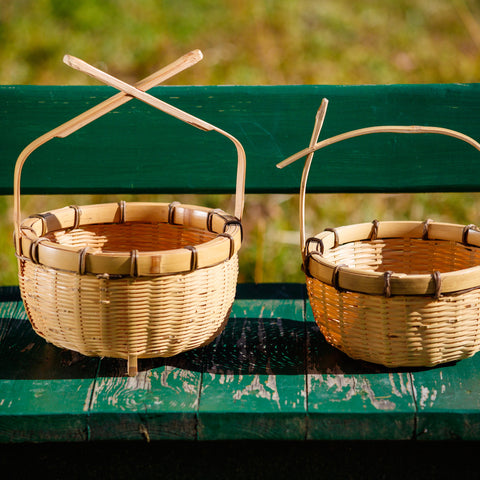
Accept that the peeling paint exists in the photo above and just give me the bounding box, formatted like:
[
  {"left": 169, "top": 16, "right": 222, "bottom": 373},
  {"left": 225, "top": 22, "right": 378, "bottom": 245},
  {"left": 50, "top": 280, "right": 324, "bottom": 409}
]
[
  {"left": 84, "top": 382, "right": 95, "bottom": 412},
  {"left": 232, "top": 375, "right": 281, "bottom": 409},
  {"left": 309, "top": 372, "right": 396, "bottom": 411},
  {"left": 361, "top": 380, "right": 396, "bottom": 411},
  {"left": 420, "top": 386, "right": 429, "bottom": 408}
]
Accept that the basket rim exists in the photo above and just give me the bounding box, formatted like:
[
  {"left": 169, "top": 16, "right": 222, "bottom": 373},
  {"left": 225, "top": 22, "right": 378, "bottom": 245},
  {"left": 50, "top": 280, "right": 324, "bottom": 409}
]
[
  {"left": 17, "top": 201, "right": 242, "bottom": 277},
  {"left": 304, "top": 219, "right": 480, "bottom": 296}
]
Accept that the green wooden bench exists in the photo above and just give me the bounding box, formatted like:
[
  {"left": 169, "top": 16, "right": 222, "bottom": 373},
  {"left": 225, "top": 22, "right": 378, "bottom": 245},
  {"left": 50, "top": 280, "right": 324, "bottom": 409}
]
[{"left": 2, "top": 80, "right": 480, "bottom": 461}]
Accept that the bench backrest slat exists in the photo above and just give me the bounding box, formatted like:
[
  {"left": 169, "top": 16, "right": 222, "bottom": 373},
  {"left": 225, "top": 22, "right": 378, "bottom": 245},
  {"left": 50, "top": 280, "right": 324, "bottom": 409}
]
[{"left": 3, "top": 84, "right": 480, "bottom": 195}]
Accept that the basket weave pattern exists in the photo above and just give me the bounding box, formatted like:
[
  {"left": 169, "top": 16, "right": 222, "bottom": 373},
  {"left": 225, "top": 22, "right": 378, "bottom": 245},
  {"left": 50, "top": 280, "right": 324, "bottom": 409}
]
[
  {"left": 19, "top": 254, "right": 238, "bottom": 359},
  {"left": 13, "top": 52, "right": 247, "bottom": 375},
  {"left": 277, "top": 97, "right": 480, "bottom": 368},
  {"left": 16, "top": 201, "right": 242, "bottom": 372},
  {"left": 306, "top": 236, "right": 480, "bottom": 367},
  {"left": 45, "top": 222, "right": 218, "bottom": 252},
  {"left": 322, "top": 237, "right": 480, "bottom": 274}
]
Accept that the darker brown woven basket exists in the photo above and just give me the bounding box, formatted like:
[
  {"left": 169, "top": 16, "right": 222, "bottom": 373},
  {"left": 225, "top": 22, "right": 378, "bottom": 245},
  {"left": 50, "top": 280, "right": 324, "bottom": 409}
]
[{"left": 278, "top": 98, "right": 480, "bottom": 367}]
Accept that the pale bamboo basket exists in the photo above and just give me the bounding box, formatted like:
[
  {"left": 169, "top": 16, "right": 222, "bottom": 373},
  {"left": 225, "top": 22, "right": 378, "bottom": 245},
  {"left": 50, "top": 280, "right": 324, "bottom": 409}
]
[
  {"left": 277, "top": 98, "right": 480, "bottom": 368},
  {"left": 13, "top": 51, "right": 246, "bottom": 376}
]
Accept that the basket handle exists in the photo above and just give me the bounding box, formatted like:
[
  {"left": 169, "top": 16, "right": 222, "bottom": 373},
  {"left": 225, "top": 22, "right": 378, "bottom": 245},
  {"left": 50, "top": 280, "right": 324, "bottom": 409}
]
[
  {"left": 63, "top": 54, "right": 246, "bottom": 221},
  {"left": 13, "top": 50, "right": 204, "bottom": 250},
  {"left": 13, "top": 50, "right": 245, "bottom": 252},
  {"left": 276, "top": 98, "right": 480, "bottom": 251}
]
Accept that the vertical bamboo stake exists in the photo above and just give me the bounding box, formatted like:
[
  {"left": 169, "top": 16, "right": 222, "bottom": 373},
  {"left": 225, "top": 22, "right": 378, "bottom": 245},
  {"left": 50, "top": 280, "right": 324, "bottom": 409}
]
[
  {"left": 299, "top": 99, "right": 328, "bottom": 252},
  {"left": 128, "top": 355, "right": 138, "bottom": 377}
]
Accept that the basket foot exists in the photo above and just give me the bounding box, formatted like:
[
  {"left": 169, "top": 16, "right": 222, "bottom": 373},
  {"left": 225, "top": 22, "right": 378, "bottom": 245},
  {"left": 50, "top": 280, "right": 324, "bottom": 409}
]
[{"left": 128, "top": 355, "right": 138, "bottom": 376}]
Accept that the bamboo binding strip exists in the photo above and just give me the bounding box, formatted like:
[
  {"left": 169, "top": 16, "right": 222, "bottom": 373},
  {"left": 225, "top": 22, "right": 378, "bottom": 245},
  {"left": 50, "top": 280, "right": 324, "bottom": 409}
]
[
  {"left": 277, "top": 98, "right": 480, "bottom": 367},
  {"left": 14, "top": 51, "right": 246, "bottom": 376}
]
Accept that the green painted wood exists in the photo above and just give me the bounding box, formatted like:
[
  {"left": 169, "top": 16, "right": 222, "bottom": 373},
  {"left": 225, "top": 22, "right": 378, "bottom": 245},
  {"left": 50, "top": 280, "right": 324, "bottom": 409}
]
[
  {"left": 2, "top": 286, "right": 480, "bottom": 442},
  {"left": 411, "top": 356, "right": 480, "bottom": 440},
  {"left": 306, "top": 303, "right": 417, "bottom": 440},
  {"left": 3, "top": 84, "right": 480, "bottom": 195},
  {"left": 88, "top": 353, "right": 203, "bottom": 441},
  {"left": 3, "top": 82, "right": 480, "bottom": 444},
  {"left": 198, "top": 283, "right": 307, "bottom": 440},
  {"left": 0, "top": 296, "right": 98, "bottom": 442},
  {"left": 0, "top": 296, "right": 18, "bottom": 345}
]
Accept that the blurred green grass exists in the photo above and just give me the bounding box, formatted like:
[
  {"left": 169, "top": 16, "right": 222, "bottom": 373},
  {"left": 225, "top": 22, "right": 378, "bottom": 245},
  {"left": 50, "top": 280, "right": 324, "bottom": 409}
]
[{"left": 2, "top": 0, "right": 480, "bottom": 285}]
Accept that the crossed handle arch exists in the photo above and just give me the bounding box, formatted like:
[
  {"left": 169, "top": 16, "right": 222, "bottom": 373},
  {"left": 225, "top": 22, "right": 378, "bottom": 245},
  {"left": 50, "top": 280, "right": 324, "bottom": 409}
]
[
  {"left": 62, "top": 54, "right": 246, "bottom": 220},
  {"left": 276, "top": 98, "right": 480, "bottom": 251},
  {"left": 13, "top": 50, "right": 246, "bottom": 252}
]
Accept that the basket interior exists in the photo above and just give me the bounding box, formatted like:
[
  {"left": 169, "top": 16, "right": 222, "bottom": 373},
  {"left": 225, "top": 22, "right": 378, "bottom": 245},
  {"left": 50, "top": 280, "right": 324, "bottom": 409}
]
[
  {"left": 45, "top": 222, "right": 218, "bottom": 253},
  {"left": 323, "top": 238, "right": 480, "bottom": 275}
]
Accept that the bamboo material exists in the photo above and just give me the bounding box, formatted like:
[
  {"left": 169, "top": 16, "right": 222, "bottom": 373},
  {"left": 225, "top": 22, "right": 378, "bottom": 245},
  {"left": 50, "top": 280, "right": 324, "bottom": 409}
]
[
  {"left": 299, "top": 98, "right": 328, "bottom": 250},
  {"left": 14, "top": 52, "right": 245, "bottom": 376},
  {"left": 63, "top": 54, "right": 246, "bottom": 221},
  {"left": 13, "top": 49, "right": 204, "bottom": 249},
  {"left": 278, "top": 98, "right": 480, "bottom": 367},
  {"left": 277, "top": 124, "right": 480, "bottom": 170}
]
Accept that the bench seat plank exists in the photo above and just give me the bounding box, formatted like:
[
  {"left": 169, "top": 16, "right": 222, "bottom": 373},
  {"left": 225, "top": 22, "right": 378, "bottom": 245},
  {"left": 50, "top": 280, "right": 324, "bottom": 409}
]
[
  {"left": 412, "top": 357, "right": 480, "bottom": 440},
  {"left": 306, "top": 305, "right": 480, "bottom": 441},
  {"left": 198, "top": 284, "right": 307, "bottom": 440},
  {"left": 0, "top": 295, "right": 98, "bottom": 442},
  {"left": 88, "top": 354, "right": 203, "bottom": 441},
  {"left": 1, "top": 284, "right": 480, "bottom": 442},
  {"left": 306, "top": 310, "right": 416, "bottom": 440}
]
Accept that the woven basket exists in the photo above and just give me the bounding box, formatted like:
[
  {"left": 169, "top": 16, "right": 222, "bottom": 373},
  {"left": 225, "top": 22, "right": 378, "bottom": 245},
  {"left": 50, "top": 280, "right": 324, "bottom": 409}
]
[
  {"left": 277, "top": 98, "right": 480, "bottom": 368},
  {"left": 13, "top": 53, "right": 246, "bottom": 375}
]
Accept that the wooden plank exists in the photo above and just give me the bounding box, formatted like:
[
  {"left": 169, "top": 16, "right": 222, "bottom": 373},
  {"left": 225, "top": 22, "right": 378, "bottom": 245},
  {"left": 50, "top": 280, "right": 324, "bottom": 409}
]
[
  {"left": 306, "top": 304, "right": 417, "bottom": 440},
  {"left": 2, "top": 285, "right": 480, "bottom": 443},
  {"left": 412, "top": 355, "right": 480, "bottom": 440},
  {"left": 0, "top": 287, "right": 203, "bottom": 442},
  {"left": 87, "top": 350, "right": 203, "bottom": 442},
  {"left": 0, "top": 290, "right": 98, "bottom": 442},
  {"left": 3, "top": 84, "right": 480, "bottom": 196},
  {"left": 198, "top": 283, "right": 307, "bottom": 440}
]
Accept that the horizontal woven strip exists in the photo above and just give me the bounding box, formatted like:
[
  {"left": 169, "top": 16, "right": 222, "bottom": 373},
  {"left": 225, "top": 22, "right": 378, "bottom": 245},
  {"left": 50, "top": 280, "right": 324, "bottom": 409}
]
[
  {"left": 305, "top": 220, "right": 480, "bottom": 296},
  {"left": 18, "top": 202, "right": 242, "bottom": 276},
  {"left": 19, "top": 254, "right": 238, "bottom": 360}
]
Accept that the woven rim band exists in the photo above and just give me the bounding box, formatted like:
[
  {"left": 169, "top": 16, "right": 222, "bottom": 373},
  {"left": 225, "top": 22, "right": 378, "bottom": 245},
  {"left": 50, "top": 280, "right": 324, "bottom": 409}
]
[
  {"left": 304, "top": 219, "right": 480, "bottom": 296},
  {"left": 18, "top": 201, "right": 242, "bottom": 277}
]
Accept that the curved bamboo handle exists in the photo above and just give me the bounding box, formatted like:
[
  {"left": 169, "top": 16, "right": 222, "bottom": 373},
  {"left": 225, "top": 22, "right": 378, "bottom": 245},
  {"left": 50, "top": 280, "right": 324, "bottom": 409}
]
[
  {"left": 14, "top": 50, "right": 204, "bottom": 251},
  {"left": 64, "top": 54, "right": 246, "bottom": 221},
  {"left": 276, "top": 98, "right": 480, "bottom": 252}
]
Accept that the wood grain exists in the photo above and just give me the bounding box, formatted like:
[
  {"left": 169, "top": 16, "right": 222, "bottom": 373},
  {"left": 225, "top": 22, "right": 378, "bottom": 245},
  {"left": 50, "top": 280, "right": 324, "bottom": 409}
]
[
  {"left": 198, "top": 290, "right": 307, "bottom": 440},
  {"left": 305, "top": 304, "right": 417, "bottom": 440}
]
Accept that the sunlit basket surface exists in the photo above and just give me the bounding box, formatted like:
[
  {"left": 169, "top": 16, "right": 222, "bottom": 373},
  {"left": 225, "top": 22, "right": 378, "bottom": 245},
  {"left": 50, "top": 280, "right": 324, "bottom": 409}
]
[
  {"left": 17, "top": 202, "right": 242, "bottom": 369},
  {"left": 305, "top": 220, "right": 480, "bottom": 367},
  {"left": 277, "top": 98, "right": 480, "bottom": 367},
  {"left": 13, "top": 51, "right": 246, "bottom": 375}
]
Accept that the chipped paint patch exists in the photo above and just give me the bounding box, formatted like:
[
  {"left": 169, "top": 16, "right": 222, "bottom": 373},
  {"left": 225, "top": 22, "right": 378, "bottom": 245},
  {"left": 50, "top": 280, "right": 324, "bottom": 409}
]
[{"left": 232, "top": 375, "right": 281, "bottom": 409}]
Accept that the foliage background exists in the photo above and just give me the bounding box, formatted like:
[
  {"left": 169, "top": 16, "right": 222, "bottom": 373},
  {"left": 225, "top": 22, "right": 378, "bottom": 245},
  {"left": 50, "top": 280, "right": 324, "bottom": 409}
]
[{"left": 1, "top": 0, "right": 480, "bottom": 284}]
